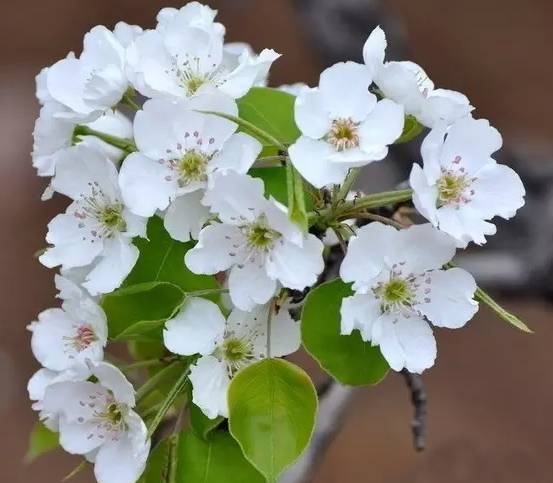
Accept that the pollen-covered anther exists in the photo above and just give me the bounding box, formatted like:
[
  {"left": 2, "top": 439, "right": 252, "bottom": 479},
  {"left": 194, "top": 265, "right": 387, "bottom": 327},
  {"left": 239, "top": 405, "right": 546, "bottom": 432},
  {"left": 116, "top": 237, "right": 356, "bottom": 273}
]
[{"left": 326, "top": 117, "right": 360, "bottom": 151}]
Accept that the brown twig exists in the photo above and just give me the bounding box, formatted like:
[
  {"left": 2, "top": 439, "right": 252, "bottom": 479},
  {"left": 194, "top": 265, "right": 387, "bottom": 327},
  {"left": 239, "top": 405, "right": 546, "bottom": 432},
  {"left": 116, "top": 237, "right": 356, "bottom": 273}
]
[{"left": 401, "top": 369, "right": 427, "bottom": 451}]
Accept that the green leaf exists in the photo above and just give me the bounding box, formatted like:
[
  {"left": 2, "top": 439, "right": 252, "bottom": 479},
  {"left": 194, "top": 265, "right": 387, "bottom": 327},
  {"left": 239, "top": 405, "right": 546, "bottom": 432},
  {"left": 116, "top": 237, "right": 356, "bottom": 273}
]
[
  {"left": 102, "top": 281, "right": 184, "bottom": 340},
  {"left": 301, "top": 279, "right": 389, "bottom": 385},
  {"left": 250, "top": 167, "right": 314, "bottom": 212},
  {"left": 395, "top": 114, "right": 424, "bottom": 144},
  {"left": 228, "top": 359, "right": 317, "bottom": 482},
  {"left": 26, "top": 421, "right": 59, "bottom": 463},
  {"left": 176, "top": 431, "right": 265, "bottom": 483},
  {"left": 124, "top": 216, "right": 219, "bottom": 293},
  {"left": 286, "top": 161, "right": 308, "bottom": 231},
  {"left": 189, "top": 402, "right": 224, "bottom": 440},
  {"left": 138, "top": 437, "right": 175, "bottom": 483},
  {"left": 475, "top": 287, "right": 533, "bottom": 333},
  {"left": 237, "top": 87, "right": 301, "bottom": 148}
]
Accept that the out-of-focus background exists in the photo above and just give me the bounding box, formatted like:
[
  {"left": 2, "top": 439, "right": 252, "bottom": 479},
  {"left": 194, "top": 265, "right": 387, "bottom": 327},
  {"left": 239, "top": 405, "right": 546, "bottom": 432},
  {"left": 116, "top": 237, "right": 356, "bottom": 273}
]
[{"left": 2, "top": 0, "right": 552, "bottom": 481}]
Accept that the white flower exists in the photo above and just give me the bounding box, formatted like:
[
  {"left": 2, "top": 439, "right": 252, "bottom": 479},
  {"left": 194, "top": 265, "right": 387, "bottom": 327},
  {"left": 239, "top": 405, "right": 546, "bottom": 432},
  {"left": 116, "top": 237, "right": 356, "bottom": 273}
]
[
  {"left": 409, "top": 117, "right": 525, "bottom": 247},
  {"left": 288, "top": 61, "right": 404, "bottom": 188},
  {"left": 278, "top": 82, "right": 309, "bottom": 96},
  {"left": 39, "top": 145, "right": 147, "bottom": 295},
  {"left": 126, "top": 4, "right": 279, "bottom": 100},
  {"left": 185, "top": 172, "right": 325, "bottom": 310},
  {"left": 340, "top": 222, "right": 478, "bottom": 373},
  {"left": 44, "top": 26, "right": 130, "bottom": 121},
  {"left": 119, "top": 93, "right": 261, "bottom": 242},
  {"left": 42, "top": 362, "right": 150, "bottom": 483},
  {"left": 28, "top": 283, "right": 107, "bottom": 372},
  {"left": 32, "top": 106, "right": 132, "bottom": 178},
  {"left": 363, "top": 26, "right": 473, "bottom": 128},
  {"left": 163, "top": 297, "right": 300, "bottom": 418}
]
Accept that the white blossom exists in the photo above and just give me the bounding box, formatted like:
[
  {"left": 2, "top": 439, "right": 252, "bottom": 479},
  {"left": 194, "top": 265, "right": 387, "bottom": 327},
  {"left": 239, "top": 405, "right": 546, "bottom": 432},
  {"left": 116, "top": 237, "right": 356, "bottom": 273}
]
[
  {"left": 340, "top": 222, "right": 478, "bottom": 373},
  {"left": 119, "top": 93, "right": 261, "bottom": 242},
  {"left": 126, "top": 3, "right": 279, "bottom": 100},
  {"left": 409, "top": 117, "right": 526, "bottom": 246},
  {"left": 363, "top": 26, "right": 473, "bottom": 128},
  {"left": 185, "top": 172, "right": 325, "bottom": 310},
  {"left": 28, "top": 280, "right": 107, "bottom": 372},
  {"left": 163, "top": 297, "right": 300, "bottom": 418},
  {"left": 39, "top": 145, "right": 147, "bottom": 295},
  {"left": 42, "top": 362, "right": 150, "bottom": 483},
  {"left": 42, "top": 26, "right": 131, "bottom": 121},
  {"left": 288, "top": 61, "right": 404, "bottom": 188}
]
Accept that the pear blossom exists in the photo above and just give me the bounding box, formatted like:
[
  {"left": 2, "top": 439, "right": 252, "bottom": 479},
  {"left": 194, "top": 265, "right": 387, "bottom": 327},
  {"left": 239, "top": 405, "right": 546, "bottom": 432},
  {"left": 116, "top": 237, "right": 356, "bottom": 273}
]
[
  {"left": 119, "top": 93, "right": 261, "bottom": 242},
  {"left": 32, "top": 106, "right": 132, "bottom": 178},
  {"left": 185, "top": 172, "right": 325, "bottom": 310},
  {"left": 28, "top": 286, "right": 107, "bottom": 372},
  {"left": 126, "top": 3, "right": 279, "bottom": 100},
  {"left": 363, "top": 26, "right": 473, "bottom": 128},
  {"left": 278, "top": 82, "right": 309, "bottom": 96},
  {"left": 288, "top": 61, "right": 404, "bottom": 188},
  {"left": 39, "top": 145, "right": 147, "bottom": 295},
  {"left": 43, "top": 25, "right": 132, "bottom": 121},
  {"left": 163, "top": 297, "right": 300, "bottom": 418},
  {"left": 42, "top": 362, "right": 150, "bottom": 483},
  {"left": 340, "top": 222, "right": 478, "bottom": 373},
  {"left": 409, "top": 117, "right": 526, "bottom": 246}
]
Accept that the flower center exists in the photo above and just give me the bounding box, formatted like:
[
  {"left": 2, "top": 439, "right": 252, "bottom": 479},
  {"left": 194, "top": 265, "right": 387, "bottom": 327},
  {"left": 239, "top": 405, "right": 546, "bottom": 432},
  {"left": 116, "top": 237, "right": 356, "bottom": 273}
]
[
  {"left": 437, "top": 170, "right": 471, "bottom": 207},
  {"left": 178, "top": 151, "right": 208, "bottom": 185},
  {"left": 375, "top": 277, "right": 415, "bottom": 313},
  {"left": 223, "top": 338, "right": 251, "bottom": 363},
  {"left": 245, "top": 216, "right": 281, "bottom": 251},
  {"left": 65, "top": 324, "right": 98, "bottom": 352},
  {"left": 326, "top": 118, "right": 360, "bottom": 151}
]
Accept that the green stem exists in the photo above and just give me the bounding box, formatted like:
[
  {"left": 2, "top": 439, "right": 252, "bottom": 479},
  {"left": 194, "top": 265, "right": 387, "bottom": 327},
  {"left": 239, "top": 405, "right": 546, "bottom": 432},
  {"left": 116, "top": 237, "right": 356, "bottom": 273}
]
[
  {"left": 121, "top": 356, "right": 178, "bottom": 373},
  {"left": 186, "top": 287, "right": 229, "bottom": 297},
  {"left": 136, "top": 360, "right": 182, "bottom": 402},
  {"left": 336, "top": 168, "right": 361, "bottom": 204},
  {"left": 308, "top": 189, "right": 413, "bottom": 226},
  {"left": 120, "top": 89, "right": 141, "bottom": 111},
  {"left": 474, "top": 287, "right": 533, "bottom": 333},
  {"left": 146, "top": 366, "right": 191, "bottom": 439},
  {"left": 74, "top": 125, "right": 137, "bottom": 153},
  {"left": 197, "top": 110, "right": 286, "bottom": 150}
]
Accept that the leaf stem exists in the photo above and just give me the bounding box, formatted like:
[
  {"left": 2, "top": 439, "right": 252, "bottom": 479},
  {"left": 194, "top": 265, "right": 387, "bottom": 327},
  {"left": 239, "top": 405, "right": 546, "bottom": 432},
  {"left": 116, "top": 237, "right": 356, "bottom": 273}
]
[
  {"left": 146, "top": 365, "right": 192, "bottom": 439},
  {"left": 74, "top": 125, "right": 137, "bottom": 153},
  {"left": 474, "top": 287, "right": 533, "bottom": 333},
  {"left": 197, "top": 110, "right": 286, "bottom": 150},
  {"left": 336, "top": 168, "right": 361, "bottom": 204},
  {"left": 121, "top": 356, "right": 179, "bottom": 373}
]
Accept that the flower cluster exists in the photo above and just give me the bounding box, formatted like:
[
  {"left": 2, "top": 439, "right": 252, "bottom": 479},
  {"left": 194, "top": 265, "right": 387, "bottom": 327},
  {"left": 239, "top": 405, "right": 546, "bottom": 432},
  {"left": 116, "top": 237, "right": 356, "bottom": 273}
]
[{"left": 28, "top": 3, "right": 526, "bottom": 482}]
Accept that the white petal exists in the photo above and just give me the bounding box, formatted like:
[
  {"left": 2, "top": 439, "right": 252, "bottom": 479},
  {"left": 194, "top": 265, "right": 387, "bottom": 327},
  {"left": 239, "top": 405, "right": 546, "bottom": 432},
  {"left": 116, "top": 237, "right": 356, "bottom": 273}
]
[
  {"left": 82, "top": 237, "right": 139, "bottom": 296},
  {"left": 43, "top": 381, "right": 108, "bottom": 423},
  {"left": 469, "top": 163, "right": 525, "bottom": 220},
  {"left": 185, "top": 223, "right": 245, "bottom": 274},
  {"left": 415, "top": 268, "right": 478, "bottom": 329},
  {"left": 266, "top": 236, "right": 324, "bottom": 291},
  {"left": 89, "top": 361, "right": 136, "bottom": 406},
  {"left": 189, "top": 355, "right": 230, "bottom": 419},
  {"left": 164, "top": 297, "right": 226, "bottom": 356},
  {"left": 119, "top": 152, "right": 174, "bottom": 217},
  {"left": 419, "top": 89, "right": 473, "bottom": 128},
  {"left": 363, "top": 26, "right": 387, "bottom": 75},
  {"left": 228, "top": 259, "right": 277, "bottom": 311},
  {"left": 375, "top": 62, "right": 424, "bottom": 114},
  {"left": 270, "top": 307, "right": 301, "bottom": 357},
  {"left": 339, "top": 222, "right": 396, "bottom": 290},
  {"left": 263, "top": 199, "right": 304, "bottom": 246},
  {"left": 288, "top": 137, "right": 350, "bottom": 188},
  {"left": 374, "top": 314, "right": 437, "bottom": 373},
  {"left": 52, "top": 145, "right": 119, "bottom": 201},
  {"left": 28, "top": 369, "right": 59, "bottom": 403},
  {"left": 393, "top": 223, "right": 456, "bottom": 273},
  {"left": 46, "top": 57, "right": 92, "bottom": 115},
  {"left": 203, "top": 171, "right": 267, "bottom": 223},
  {"left": 40, "top": 211, "right": 104, "bottom": 269},
  {"left": 122, "top": 209, "right": 148, "bottom": 239},
  {"left": 294, "top": 88, "right": 332, "bottom": 139},
  {"left": 319, "top": 62, "right": 376, "bottom": 121},
  {"left": 358, "top": 98, "right": 404, "bottom": 151},
  {"left": 94, "top": 425, "right": 149, "bottom": 483},
  {"left": 442, "top": 117, "right": 502, "bottom": 170},
  {"left": 436, "top": 204, "right": 497, "bottom": 247},
  {"left": 164, "top": 192, "right": 210, "bottom": 242},
  {"left": 420, "top": 123, "right": 448, "bottom": 183},
  {"left": 340, "top": 293, "right": 381, "bottom": 341},
  {"left": 58, "top": 418, "right": 104, "bottom": 454},
  {"left": 210, "top": 132, "right": 261, "bottom": 175},
  {"left": 409, "top": 163, "right": 439, "bottom": 225}
]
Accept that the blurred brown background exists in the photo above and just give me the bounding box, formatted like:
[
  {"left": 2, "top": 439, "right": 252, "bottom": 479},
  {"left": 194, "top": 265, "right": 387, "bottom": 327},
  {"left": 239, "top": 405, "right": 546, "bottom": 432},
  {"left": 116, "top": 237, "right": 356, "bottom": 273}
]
[{"left": 2, "top": 0, "right": 552, "bottom": 482}]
